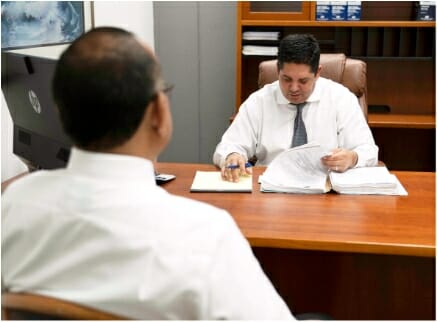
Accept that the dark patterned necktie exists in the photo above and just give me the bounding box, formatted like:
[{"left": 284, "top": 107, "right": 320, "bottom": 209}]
[{"left": 291, "top": 103, "right": 307, "bottom": 148}]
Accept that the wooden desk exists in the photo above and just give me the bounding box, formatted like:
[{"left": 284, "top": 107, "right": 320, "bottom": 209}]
[{"left": 156, "top": 163, "right": 435, "bottom": 320}]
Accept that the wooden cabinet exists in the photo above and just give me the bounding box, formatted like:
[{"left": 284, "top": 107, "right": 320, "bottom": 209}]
[
  {"left": 236, "top": 1, "right": 436, "bottom": 171},
  {"left": 241, "top": 1, "right": 312, "bottom": 21}
]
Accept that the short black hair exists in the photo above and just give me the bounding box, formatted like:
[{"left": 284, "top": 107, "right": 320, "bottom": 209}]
[
  {"left": 52, "top": 26, "right": 161, "bottom": 150},
  {"left": 277, "top": 34, "right": 320, "bottom": 74}
]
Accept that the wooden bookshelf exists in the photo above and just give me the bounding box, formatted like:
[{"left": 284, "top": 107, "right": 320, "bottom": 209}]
[
  {"left": 241, "top": 20, "right": 435, "bottom": 28},
  {"left": 236, "top": 1, "right": 435, "bottom": 171},
  {"left": 368, "top": 114, "right": 436, "bottom": 129}
]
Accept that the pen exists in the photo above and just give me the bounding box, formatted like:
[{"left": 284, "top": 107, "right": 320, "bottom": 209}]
[{"left": 226, "top": 162, "right": 253, "bottom": 169}]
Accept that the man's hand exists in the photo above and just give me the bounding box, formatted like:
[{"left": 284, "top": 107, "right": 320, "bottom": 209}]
[
  {"left": 321, "top": 148, "right": 358, "bottom": 172},
  {"left": 221, "top": 152, "right": 252, "bottom": 182}
]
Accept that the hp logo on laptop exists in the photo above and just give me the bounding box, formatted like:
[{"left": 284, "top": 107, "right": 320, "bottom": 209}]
[{"left": 28, "top": 90, "right": 41, "bottom": 114}]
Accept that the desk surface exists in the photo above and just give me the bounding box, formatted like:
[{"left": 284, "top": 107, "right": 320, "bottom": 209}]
[{"left": 156, "top": 163, "right": 435, "bottom": 258}]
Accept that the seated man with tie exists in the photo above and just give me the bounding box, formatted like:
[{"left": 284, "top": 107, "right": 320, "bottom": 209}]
[{"left": 213, "top": 33, "right": 378, "bottom": 182}]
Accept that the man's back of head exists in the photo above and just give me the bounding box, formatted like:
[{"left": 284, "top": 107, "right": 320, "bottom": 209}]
[
  {"left": 2, "top": 27, "right": 294, "bottom": 321},
  {"left": 52, "top": 27, "right": 161, "bottom": 151}
]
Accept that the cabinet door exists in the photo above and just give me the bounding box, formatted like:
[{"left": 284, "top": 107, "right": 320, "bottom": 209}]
[{"left": 241, "top": 1, "right": 313, "bottom": 21}]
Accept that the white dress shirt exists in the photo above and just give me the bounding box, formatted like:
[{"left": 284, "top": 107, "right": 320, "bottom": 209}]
[
  {"left": 214, "top": 78, "right": 378, "bottom": 167},
  {"left": 2, "top": 148, "right": 293, "bottom": 320}
]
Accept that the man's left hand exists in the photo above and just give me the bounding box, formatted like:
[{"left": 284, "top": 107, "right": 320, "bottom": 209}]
[{"left": 321, "top": 148, "right": 358, "bottom": 172}]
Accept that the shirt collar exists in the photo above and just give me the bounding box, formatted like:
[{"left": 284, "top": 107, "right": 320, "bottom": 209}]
[
  {"left": 67, "top": 147, "right": 156, "bottom": 185},
  {"left": 274, "top": 78, "right": 323, "bottom": 105}
]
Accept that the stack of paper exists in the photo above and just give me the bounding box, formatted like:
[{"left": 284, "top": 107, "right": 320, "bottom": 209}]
[
  {"left": 259, "top": 142, "right": 408, "bottom": 196},
  {"left": 190, "top": 171, "right": 252, "bottom": 193},
  {"left": 329, "top": 167, "right": 408, "bottom": 195},
  {"left": 242, "top": 31, "right": 280, "bottom": 41},
  {"left": 260, "top": 142, "right": 331, "bottom": 194},
  {"left": 242, "top": 45, "right": 278, "bottom": 56}
]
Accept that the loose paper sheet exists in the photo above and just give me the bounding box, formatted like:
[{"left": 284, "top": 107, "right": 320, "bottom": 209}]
[{"left": 190, "top": 171, "right": 252, "bottom": 192}]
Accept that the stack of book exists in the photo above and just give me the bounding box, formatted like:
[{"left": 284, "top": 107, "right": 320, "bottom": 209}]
[
  {"left": 416, "top": 1, "right": 435, "bottom": 21},
  {"left": 316, "top": 1, "right": 361, "bottom": 21},
  {"left": 242, "top": 46, "right": 278, "bottom": 56},
  {"left": 242, "top": 31, "right": 280, "bottom": 41},
  {"left": 242, "top": 31, "right": 279, "bottom": 56}
]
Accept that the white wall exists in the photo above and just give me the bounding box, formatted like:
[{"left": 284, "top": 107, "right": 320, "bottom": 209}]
[
  {"left": 1, "top": 93, "right": 28, "bottom": 181},
  {"left": 93, "top": 1, "right": 155, "bottom": 50},
  {"left": 1, "top": 1, "right": 155, "bottom": 182}
]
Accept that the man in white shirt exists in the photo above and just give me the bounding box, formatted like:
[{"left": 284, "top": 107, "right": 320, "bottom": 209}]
[
  {"left": 2, "top": 27, "right": 294, "bottom": 320},
  {"left": 214, "top": 34, "right": 378, "bottom": 182}
]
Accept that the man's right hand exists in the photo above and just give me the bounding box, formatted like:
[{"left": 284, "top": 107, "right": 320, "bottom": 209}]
[{"left": 221, "top": 153, "right": 252, "bottom": 183}]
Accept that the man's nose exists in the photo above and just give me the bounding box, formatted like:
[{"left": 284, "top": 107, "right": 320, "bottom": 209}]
[{"left": 289, "top": 82, "right": 299, "bottom": 92}]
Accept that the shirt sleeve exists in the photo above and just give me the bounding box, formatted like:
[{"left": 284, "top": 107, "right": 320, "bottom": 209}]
[
  {"left": 213, "top": 100, "right": 259, "bottom": 168},
  {"left": 336, "top": 91, "right": 379, "bottom": 168},
  {"left": 204, "top": 214, "right": 294, "bottom": 320}
]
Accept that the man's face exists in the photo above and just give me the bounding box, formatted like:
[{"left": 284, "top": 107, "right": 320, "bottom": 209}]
[{"left": 278, "top": 62, "right": 321, "bottom": 105}]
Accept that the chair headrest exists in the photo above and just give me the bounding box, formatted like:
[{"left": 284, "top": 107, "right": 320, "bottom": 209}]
[{"left": 319, "top": 53, "right": 346, "bottom": 84}]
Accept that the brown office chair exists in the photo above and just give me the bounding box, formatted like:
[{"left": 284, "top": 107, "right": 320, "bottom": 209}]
[
  {"left": 258, "top": 53, "right": 368, "bottom": 119},
  {"left": 2, "top": 292, "right": 126, "bottom": 320}
]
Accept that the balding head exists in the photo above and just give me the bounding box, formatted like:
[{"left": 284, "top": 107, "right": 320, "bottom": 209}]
[{"left": 53, "top": 27, "right": 162, "bottom": 150}]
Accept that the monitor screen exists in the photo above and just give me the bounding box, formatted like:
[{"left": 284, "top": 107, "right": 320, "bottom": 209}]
[
  {"left": 1, "top": 2, "right": 85, "bottom": 51},
  {"left": 1, "top": 52, "right": 72, "bottom": 170}
]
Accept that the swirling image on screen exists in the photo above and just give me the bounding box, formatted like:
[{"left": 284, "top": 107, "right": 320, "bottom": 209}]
[{"left": 1, "top": 1, "right": 84, "bottom": 50}]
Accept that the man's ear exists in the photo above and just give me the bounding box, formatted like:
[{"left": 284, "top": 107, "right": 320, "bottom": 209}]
[
  {"left": 315, "top": 65, "right": 322, "bottom": 79},
  {"left": 147, "top": 92, "right": 170, "bottom": 136}
]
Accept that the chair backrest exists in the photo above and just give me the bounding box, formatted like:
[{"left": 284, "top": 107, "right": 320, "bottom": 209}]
[
  {"left": 2, "top": 292, "right": 126, "bottom": 320},
  {"left": 258, "top": 53, "right": 368, "bottom": 118}
]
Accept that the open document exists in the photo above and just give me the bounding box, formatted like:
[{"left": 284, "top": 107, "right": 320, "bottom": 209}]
[
  {"left": 260, "top": 142, "right": 408, "bottom": 195},
  {"left": 260, "top": 142, "right": 331, "bottom": 193},
  {"left": 329, "top": 167, "right": 408, "bottom": 195}
]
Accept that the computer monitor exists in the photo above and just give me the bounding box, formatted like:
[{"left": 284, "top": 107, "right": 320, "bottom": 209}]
[{"left": 1, "top": 52, "right": 72, "bottom": 170}]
